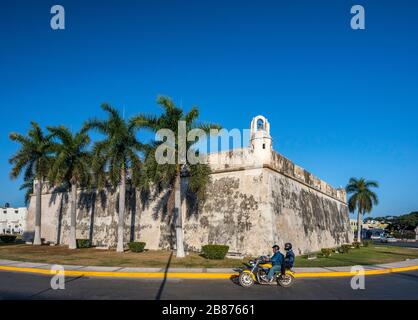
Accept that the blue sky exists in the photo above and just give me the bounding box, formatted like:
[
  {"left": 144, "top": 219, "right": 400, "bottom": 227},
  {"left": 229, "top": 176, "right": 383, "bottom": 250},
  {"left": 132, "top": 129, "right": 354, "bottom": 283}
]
[{"left": 1, "top": 0, "right": 417, "bottom": 218}]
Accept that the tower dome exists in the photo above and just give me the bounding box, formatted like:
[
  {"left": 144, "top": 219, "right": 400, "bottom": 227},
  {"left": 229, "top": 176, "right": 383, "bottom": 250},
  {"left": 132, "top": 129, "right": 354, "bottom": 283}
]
[
  {"left": 249, "top": 115, "right": 273, "bottom": 165},
  {"left": 250, "top": 115, "right": 272, "bottom": 150}
]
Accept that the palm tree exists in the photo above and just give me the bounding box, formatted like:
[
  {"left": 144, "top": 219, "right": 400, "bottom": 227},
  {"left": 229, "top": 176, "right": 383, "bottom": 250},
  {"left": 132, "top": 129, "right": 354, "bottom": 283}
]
[
  {"left": 346, "top": 177, "right": 379, "bottom": 241},
  {"left": 48, "top": 126, "right": 91, "bottom": 249},
  {"left": 9, "top": 122, "right": 53, "bottom": 245},
  {"left": 133, "top": 96, "right": 220, "bottom": 257},
  {"left": 20, "top": 177, "right": 35, "bottom": 206},
  {"left": 84, "top": 104, "right": 143, "bottom": 252}
]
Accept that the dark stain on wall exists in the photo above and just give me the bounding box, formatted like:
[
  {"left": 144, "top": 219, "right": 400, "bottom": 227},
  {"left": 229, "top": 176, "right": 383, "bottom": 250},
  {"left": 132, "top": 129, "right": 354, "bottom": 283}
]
[
  {"left": 270, "top": 174, "right": 351, "bottom": 251},
  {"left": 303, "top": 170, "right": 312, "bottom": 185},
  {"left": 200, "top": 177, "right": 259, "bottom": 247}
]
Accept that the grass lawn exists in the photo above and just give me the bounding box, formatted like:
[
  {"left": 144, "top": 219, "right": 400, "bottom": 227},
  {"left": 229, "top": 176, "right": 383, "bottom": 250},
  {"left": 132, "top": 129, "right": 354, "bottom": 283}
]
[
  {"left": 0, "top": 244, "right": 245, "bottom": 268},
  {"left": 0, "top": 244, "right": 417, "bottom": 268},
  {"left": 295, "top": 245, "right": 418, "bottom": 267}
]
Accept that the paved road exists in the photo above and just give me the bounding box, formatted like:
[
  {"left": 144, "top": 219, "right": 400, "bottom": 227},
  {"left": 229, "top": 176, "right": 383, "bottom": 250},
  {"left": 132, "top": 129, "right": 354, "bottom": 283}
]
[{"left": 1, "top": 270, "right": 418, "bottom": 300}]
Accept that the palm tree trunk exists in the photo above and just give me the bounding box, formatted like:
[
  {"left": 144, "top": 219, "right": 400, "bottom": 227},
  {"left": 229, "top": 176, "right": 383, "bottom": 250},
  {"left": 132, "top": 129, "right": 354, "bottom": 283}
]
[
  {"left": 357, "top": 210, "right": 363, "bottom": 242},
  {"left": 33, "top": 179, "right": 42, "bottom": 245},
  {"left": 116, "top": 169, "right": 126, "bottom": 253},
  {"left": 68, "top": 182, "right": 77, "bottom": 249},
  {"left": 174, "top": 172, "right": 185, "bottom": 258}
]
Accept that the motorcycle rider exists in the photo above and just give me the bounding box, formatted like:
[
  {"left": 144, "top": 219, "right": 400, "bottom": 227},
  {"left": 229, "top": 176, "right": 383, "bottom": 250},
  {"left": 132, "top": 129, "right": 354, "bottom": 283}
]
[
  {"left": 282, "top": 243, "right": 295, "bottom": 274},
  {"left": 265, "top": 244, "right": 284, "bottom": 282}
]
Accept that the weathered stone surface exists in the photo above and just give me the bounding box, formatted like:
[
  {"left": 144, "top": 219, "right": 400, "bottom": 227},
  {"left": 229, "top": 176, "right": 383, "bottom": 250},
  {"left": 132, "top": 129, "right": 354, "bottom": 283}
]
[
  {"left": 24, "top": 116, "right": 352, "bottom": 256},
  {"left": 268, "top": 170, "right": 351, "bottom": 255},
  {"left": 24, "top": 164, "right": 351, "bottom": 256}
]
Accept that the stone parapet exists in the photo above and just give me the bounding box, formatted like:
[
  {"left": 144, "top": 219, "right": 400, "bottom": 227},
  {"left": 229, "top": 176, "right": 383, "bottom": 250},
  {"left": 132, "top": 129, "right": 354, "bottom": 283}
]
[{"left": 206, "top": 148, "right": 346, "bottom": 204}]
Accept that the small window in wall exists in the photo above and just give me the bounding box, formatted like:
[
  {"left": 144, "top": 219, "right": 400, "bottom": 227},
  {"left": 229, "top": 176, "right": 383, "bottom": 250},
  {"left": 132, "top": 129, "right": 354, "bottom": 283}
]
[
  {"left": 3, "top": 211, "right": 6, "bottom": 214},
  {"left": 262, "top": 143, "right": 265, "bottom": 149},
  {"left": 15, "top": 210, "right": 18, "bottom": 214}
]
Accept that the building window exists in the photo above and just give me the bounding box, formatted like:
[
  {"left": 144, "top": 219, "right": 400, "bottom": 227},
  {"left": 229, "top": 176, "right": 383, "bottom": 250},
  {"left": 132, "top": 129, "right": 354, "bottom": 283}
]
[
  {"left": 262, "top": 143, "right": 265, "bottom": 149},
  {"left": 15, "top": 210, "right": 18, "bottom": 214},
  {"left": 3, "top": 211, "right": 6, "bottom": 214}
]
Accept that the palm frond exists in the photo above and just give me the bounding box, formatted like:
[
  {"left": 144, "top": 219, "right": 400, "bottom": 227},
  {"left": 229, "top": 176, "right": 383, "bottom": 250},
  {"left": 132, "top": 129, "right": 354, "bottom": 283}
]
[
  {"left": 9, "top": 122, "right": 54, "bottom": 181},
  {"left": 101, "top": 103, "right": 122, "bottom": 121},
  {"left": 157, "top": 96, "right": 177, "bottom": 113},
  {"left": 346, "top": 177, "right": 379, "bottom": 215}
]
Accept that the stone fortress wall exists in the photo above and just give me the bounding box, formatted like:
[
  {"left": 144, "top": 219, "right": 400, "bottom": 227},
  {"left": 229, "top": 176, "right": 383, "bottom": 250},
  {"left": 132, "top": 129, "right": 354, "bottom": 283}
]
[{"left": 24, "top": 115, "right": 352, "bottom": 256}]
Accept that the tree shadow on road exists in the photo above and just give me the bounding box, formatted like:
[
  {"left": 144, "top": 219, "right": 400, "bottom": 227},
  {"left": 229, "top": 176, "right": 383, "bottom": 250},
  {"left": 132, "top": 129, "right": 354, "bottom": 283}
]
[{"left": 155, "top": 251, "right": 173, "bottom": 300}]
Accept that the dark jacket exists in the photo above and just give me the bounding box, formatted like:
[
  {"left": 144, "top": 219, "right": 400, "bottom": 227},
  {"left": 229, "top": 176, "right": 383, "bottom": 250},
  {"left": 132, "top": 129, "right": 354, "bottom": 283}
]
[
  {"left": 270, "top": 251, "right": 284, "bottom": 266},
  {"left": 285, "top": 249, "right": 295, "bottom": 268}
]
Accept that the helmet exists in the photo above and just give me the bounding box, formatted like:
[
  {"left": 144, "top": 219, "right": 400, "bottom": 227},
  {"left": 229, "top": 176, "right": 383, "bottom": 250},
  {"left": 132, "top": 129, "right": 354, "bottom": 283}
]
[
  {"left": 272, "top": 244, "right": 280, "bottom": 250},
  {"left": 284, "top": 243, "right": 292, "bottom": 251}
]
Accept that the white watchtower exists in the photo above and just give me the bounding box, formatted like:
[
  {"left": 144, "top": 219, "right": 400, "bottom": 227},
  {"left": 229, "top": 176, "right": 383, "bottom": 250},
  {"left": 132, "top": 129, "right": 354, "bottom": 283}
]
[{"left": 249, "top": 115, "right": 273, "bottom": 164}]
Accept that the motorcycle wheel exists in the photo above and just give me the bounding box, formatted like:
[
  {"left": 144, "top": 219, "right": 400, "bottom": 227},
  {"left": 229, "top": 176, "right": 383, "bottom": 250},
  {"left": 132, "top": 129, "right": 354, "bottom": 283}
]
[
  {"left": 239, "top": 272, "right": 255, "bottom": 288},
  {"left": 277, "top": 273, "right": 295, "bottom": 287}
]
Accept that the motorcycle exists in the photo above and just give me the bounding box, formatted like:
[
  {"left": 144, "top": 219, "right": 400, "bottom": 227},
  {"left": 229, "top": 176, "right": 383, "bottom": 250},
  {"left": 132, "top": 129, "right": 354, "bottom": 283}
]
[{"left": 237, "top": 256, "right": 295, "bottom": 288}]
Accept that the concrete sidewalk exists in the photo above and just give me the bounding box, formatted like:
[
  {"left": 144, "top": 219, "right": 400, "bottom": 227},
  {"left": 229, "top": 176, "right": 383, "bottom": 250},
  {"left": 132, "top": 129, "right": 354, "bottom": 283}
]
[{"left": 1, "top": 258, "right": 418, "bottom": 279}]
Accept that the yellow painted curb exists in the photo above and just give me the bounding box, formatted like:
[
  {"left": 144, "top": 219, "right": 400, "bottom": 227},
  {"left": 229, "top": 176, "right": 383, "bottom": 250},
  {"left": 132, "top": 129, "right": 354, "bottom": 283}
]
[
  {"left": 0, "top": 265, "right": 234, "bottom": 279},
  {"left": 0, "top": 264, "right": 418, "bottom": 279}
]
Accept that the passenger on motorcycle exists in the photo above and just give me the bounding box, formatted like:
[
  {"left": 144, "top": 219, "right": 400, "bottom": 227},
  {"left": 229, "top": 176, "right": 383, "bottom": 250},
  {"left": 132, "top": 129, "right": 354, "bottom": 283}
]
[
  {"left": 266, "top": 245, "right": 284, "bottom": 282},
  {"left": 281, "top": 242, "right": 295, "bottom": 274},
  {"left": 284, "top": 243, "right": 295, "bottom": 268}
]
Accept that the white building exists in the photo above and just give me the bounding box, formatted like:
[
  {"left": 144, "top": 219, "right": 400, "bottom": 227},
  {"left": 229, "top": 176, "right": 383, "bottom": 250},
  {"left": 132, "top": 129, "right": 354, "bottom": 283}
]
[
  {"left": 362, "top": 219, "right": 388, "bottom": 230},
  {"left": 0, "top": 207, "right": 28, "bottom": 235}
]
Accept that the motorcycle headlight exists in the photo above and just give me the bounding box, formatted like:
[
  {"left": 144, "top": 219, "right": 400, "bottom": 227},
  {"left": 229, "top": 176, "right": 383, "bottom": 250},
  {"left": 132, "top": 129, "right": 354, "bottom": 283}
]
[{"left": 248, "top": 260, "right": 255, "bottom": 266}]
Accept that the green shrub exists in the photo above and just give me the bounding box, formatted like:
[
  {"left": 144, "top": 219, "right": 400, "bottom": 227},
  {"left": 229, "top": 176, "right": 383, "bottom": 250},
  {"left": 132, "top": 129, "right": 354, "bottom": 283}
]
[
  {"left": 320, "top": 248, "right": 332, "bottom": 257},
  {"left": 128, "top": 242, "right": 146, "bottom": 253},
  {"left": 352, "top": 241, "right": 361, "bottom": 249},
  {"left": 0, "top": 235, "right": 17, "bottom": 243},
  {"left": 76, "top": 239, "right": 91, "bottom": 248},
  {"left": 201, "top": 244, "right": 229, "bottom": 259},
  {"left": 336, "top": 246, "right": 347, "bottom": 254},
  {"left": 405, "top": 231, "right": 416, "bottom": 239},
  {"left": 392, "top": 231, "right": 401, "bottom": 239},
  {"left": 339, "top": 245, "right": 351, "bottom": 253},
  {"left": 393, "top": 231, "right": 415, "bottom": 239},
  {"left": 362, "top": 240, "right": 372, "bottom": 247},
  {"left": 341, "top": 244, "right": 351, "bottom": 253}
]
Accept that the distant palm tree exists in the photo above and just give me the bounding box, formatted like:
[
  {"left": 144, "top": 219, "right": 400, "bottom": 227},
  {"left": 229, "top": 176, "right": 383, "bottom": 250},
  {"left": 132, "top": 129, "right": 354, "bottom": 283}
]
[
  {"left": 9, "top": 122, "right": 53, "bottom": 245},
  {"left": 132, "top": 96, "right": 220, "bottom": 258},
  {"left": 346, "top": 178, "right": 379, "bottom": 241},
  {"left": 48, "top": 126, "right": 91, "bottom": 249},
  {"left": 85, "top": 104, "right": 144, "bottom": 252}
]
